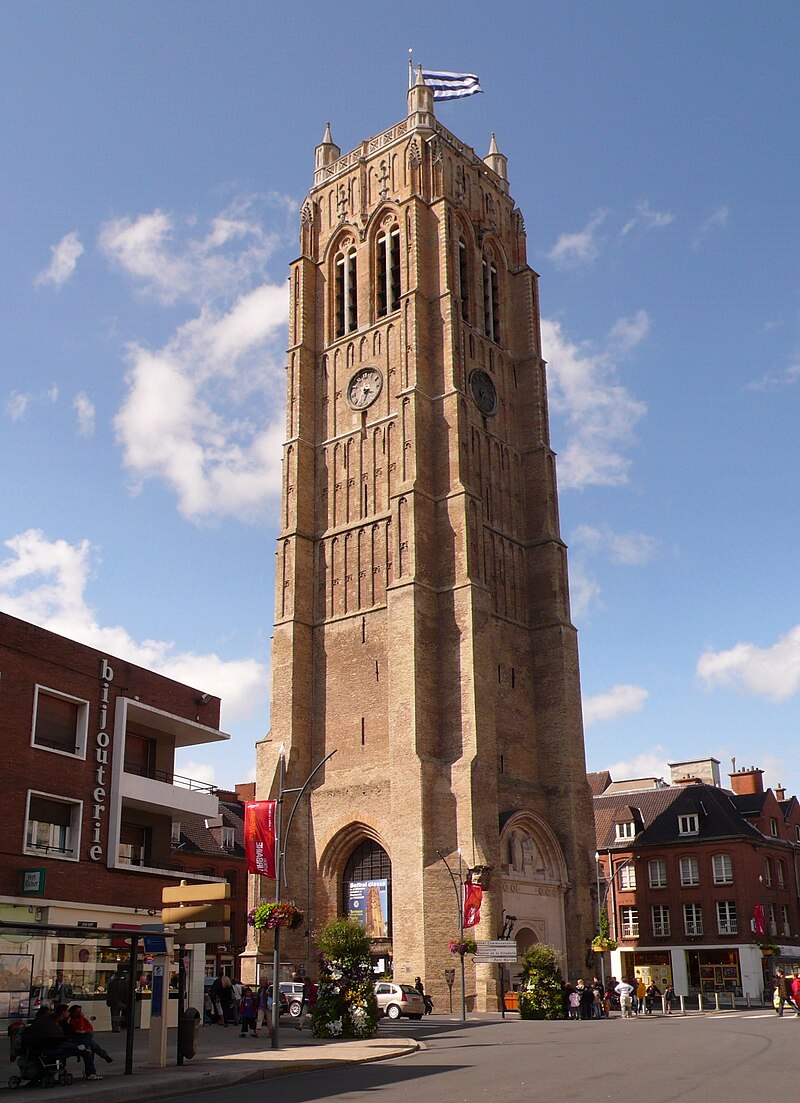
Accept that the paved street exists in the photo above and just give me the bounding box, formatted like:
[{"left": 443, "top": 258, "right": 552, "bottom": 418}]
[
  {"left": 7, "top": 1010, "right": 800, "bottom": 1103},
  {"left": 159, "top": 1011, "right": 800, "bottom": 1103}
]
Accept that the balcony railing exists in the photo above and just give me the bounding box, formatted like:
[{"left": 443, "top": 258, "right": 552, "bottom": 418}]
[{"left": 122, "top": 764, "right": 215, "bottom": 793}]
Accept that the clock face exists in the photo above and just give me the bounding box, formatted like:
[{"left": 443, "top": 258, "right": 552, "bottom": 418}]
[
  {"left": 347, "top": 366, "right": 383, "bottom": 410},
  {"left": 469, "top": 370, "right": 498, "bottom": 416}
]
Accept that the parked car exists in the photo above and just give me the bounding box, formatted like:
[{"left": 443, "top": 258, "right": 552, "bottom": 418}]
[
  {"left": 279, "top": 981, "right": 306, "bottom": 1018},
  {"left": 374, "top": 982, "right": 425, "bottom": 1021}
]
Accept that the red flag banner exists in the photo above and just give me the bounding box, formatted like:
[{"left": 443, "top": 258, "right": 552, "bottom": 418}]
[
  {"left": 244, "top": 800, "right": 277, "bottom": 877},
  {"left": 753, "top": 904, "right": 766, "bottom": 936},
  {"left": 463, "top": 883, "right": 482, "bottom": 929}
]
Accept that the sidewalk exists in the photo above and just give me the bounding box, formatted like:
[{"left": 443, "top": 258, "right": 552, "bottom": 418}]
[{"left": 4, "top": 1022, "right": 420, "bottom": 1103}]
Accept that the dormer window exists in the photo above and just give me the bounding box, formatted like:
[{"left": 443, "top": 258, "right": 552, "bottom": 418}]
[
  {"left": 615, "top": 820, "right": 636, "bottom": 841},
  {"left": 678, "top": 813, "right": 699, "bottom": 836},
  {"left": 221, "top": 826, "right": 235, "bottom": 850}
]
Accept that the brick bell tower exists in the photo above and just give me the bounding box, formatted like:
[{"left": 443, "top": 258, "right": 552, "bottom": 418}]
[{"left": 248, "top": 70, "right": 595, "bottom": 1008}]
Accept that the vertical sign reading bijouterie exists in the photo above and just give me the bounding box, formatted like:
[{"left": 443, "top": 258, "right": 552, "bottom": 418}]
[{"left": 89, "top": 658, "right": 113, "bottom": 862}]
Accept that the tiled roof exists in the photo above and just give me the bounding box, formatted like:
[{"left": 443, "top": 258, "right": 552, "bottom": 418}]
[
  {"left": 594, "top": 782, "right": 763, "bottom": 850},
  {"left": 588, "top": 771, "right": 612, "bottom": 796},
  {"left": 171, "top": 797, "right": 246, "bottom": 859}
]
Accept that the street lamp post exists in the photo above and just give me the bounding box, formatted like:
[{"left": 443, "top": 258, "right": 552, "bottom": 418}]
[
  {"left": 594, "top": 850, "right": 639, "bottom": 986},
  {"left": 438, "top": 849, "right": 468, "bottom": 1021},
  {"left": 267, "top": 745, "right": 337, "bottom": 1051}
]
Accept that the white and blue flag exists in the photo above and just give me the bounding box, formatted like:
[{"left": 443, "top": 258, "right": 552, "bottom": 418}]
[{"left": 421, "top": 69, "right": 482, "bottom": 102}]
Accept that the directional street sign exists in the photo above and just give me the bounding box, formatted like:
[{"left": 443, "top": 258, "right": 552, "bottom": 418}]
[
  {"left": 474, "top": 939, "right": 518, "bottom": 963},
  {"left": 161, "top": 881, "right": 232, "bottom": 944},
  {"left": 172, "top": 925, "right": 231, "bottom": 945},
  {"left": 162, "top": 903, "right": 231, "bottom": 925}
]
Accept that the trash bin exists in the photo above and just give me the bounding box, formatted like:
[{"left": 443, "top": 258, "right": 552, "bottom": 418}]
[{"left": 178, "top": 1007, "right": 200, "bottom": 1060}]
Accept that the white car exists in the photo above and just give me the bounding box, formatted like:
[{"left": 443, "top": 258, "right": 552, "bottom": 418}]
[{"left": 374, "top": 981, "right": 426, "bottom": 1020}]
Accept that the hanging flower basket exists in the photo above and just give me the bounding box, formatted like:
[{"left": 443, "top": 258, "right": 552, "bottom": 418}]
[
  {"left": 758, "top": 940, "right": 779, "bottom": 956},
  {"left": 591, "top": 936, "right": 617, "bottom": 952},
  {"left": 449, "top": 938, "right": 477, "bottom": 957},
  {"left": 248, "top": 901, "right": 304, "bottom": 931}
]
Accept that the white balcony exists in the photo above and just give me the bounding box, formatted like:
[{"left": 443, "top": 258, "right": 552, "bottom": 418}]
[{"left": 119, "top": 769, "right": 219, "bottom": 818}]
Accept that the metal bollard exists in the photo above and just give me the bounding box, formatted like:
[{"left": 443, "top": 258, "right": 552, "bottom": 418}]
[
  {"left": 714, "top": 993, "right": 720, "bottom": 1012},
  {"left": 698, "top": 993, "right": 703, "bottom": 1012},
  {"left": 746, "top": 994, "right": 751, "bottom": 1009},
  {"left": 679, "top": 995, "right": 686, "bottom": 1015}
]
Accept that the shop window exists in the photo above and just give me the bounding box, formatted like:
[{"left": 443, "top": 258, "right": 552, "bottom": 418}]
[
  {"left": 620, "top": 906, "right": 638, "bottom": 938},
  {"left": 25, "top": 792, "right": 81, "bottom": 861},
  {"left": 683, "top": 903, "right": 703, "bottom": 936},
  {"left": 679, "top": 856, "right": 699, "bottom": 886},
  {"left": 712, "top": 853, "right": 732, "bottom": 884},
  {"left": 376, "top": 226, "right": 400, "bottom": 317},
  {"left": 651, "top": 905, "right": 670, "bottom": 937},
  {"left": 649, "top": 858, "right": 667, "bottom": 888},
  {"left": 119, "top": 822, "right": 152, "bottom": 867},
  {"left": 678, "top": 813, "right": 699, "bottom": 835},
  {"left": 32, "top": 687, "right": 88, "bottom": 757},
  {"left": 619, "top": 864, "right": 636, "bottom": 890},
  {"left": 716, "top": 901, "right": 737, "bottom": 935}
]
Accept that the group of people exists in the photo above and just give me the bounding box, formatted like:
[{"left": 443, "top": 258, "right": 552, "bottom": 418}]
[
  {"left": 205, "top": 970, "right": 317, "bottom": 1036},
  {"left": 561, "top": 976, "right": 675, "bottom": 1019},
  {"left": 20, "top": 1002, "right": 114, "bottom": 1081},
  {"left": 773, "top": 969, "right": 800, "bottom": 1016},
  {"left": 612, "top": 976, "right": 674, "bottom": 1017}
]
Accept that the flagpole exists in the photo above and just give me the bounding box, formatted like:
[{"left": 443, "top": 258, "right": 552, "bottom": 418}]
[
  {"left": 408, "top": 48, "right": 414, "bottom": 89},
  {"left": 437, "top": 849, "right": 467, "bottom": 1021}
]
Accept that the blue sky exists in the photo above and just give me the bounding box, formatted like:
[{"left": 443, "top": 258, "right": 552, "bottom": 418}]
[{"left": 2, "top": 2, "right": 799, "bottom": 797}]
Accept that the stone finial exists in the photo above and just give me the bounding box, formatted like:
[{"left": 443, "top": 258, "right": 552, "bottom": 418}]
[
  {"left": 407, "top": 64, "right": 434, "bottom": 120},
  {"left": 484, "top": 132, "right": 508, "bottom": 184},
  {"left": 315, "top": 122, "right": 341, "bottom": 171}
]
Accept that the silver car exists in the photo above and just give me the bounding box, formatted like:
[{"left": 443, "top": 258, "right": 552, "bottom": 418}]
[{"left": 374, "top": 981, "right": 425, "bottom": 1020}]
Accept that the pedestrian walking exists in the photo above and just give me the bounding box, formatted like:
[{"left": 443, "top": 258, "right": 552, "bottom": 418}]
[
  {"left": 615, "top": 978, "right": 635, "bottom": 1019},
  {"left": 775, "top": 969, "right": 794, "bottom": 1016}
]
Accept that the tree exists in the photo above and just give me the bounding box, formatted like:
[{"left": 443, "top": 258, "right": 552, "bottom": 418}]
[
  {"left": 311, "top": 918, "right": 380, "bottom": 1038},
  {"left": 517, "top": 943, "right": 564, "bottom": 1020}
]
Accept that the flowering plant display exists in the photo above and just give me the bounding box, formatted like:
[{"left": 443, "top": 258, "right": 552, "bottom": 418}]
[
  {"left": 448, "top": 937, "right": 477, "bottom": 956},
  {"left": 517, "top": 943, "right": 564, "bottom": 1020},
  {"left": 591, "top": 935, "right": 617, "bottom": 952},
  {"left": 311, "top": 918, "right": 379, "bottom": 1039},
  {"left": 247, "top": 901, "right": 304, "bottom": 931}
]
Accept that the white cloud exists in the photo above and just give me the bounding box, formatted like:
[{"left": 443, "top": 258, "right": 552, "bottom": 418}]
[
  {"left": 542, "top": 316, "right": 648, "bottom": 488},
  {"left": 694, "top": 205, "right": 729, "bottom": 246},
  {"left": 602, "top": 748, "right": 669, "bottom": 784},
  {"left": 101, "top": 200, "right": 293, "bottom": 523},
  {"left": 583, "top": 684, "right": 649, "bottom": 728},
  {"left": 744, "top": 360, "right": 800, "bottom": 392},
  {"left": 98, "top": 196, "right": 292, "bottom": 306},
  {"left": 608, "top": 309, "right": 650, "bottom": 353},
  {"left": 621, "top": 200, "right": 675, "bottom": 237},
  {"left": 114, "top": 283, "right": 288, "bottom": 522},
  {"left": 572, "top": 523, "right": 657, "bottom": 566},
  {"left": 7, "top": 392, "right": 29, "bottom": 421},
  {"left": 73, "top": 393, "right": 95, "bottom": 437},
  {"left": 0, "top": 528, "right": 268, "bottom": 727},
  {"left": 547, "top": 210, "right": 608, "bottom": 267},
  {"left": 35, "top": 231, "right": 85, "bottom": 288},
  {"left": 697, "top": 626, "right": 800, "bottom": 702},
  {"left": 568, "top": 562, "right": 603, "bottom": 620}
]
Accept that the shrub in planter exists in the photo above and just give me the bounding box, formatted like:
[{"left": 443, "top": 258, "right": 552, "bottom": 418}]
[
  {"left": 517, "top": 943, "right": 564, "bottom": 1021},
  {"left": 311, "top": 918, "right": 379, "bottom": 1039}
]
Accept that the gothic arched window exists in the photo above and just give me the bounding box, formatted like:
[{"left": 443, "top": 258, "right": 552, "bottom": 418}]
[
  {"left": 482, "top": 254, "right": 500, "bottom": 343},
  {"left": 457, "top": 237, "right": 470, "bottom": 322},
  {"left": 376, "top": 225, "right": 400, "bottom": 318},
  {"left": 334, "top": 245, "right": 358, "bottom": 338},
  {"left": 342, "top": 839, "right": 392, "bottom": 937}
]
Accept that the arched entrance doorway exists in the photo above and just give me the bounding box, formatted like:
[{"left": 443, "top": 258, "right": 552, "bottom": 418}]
[{"left": 319, "top": 829, "right": 394, "bottom": 976}]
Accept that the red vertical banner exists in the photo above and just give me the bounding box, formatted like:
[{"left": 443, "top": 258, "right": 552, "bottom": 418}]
[
  {"left": 244, "top": 800, "right": 277, "bottom": 877},
  {"left": 463, "top": 883, "right": 482, "bottom": 929},
  {"left": 753, "top": 904, "right": 766, "bottom": 936}
]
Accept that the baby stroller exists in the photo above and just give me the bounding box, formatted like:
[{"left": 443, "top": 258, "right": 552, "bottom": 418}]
[{"left": 7, "top": 1021, "right": 74, "bottom": 1089}]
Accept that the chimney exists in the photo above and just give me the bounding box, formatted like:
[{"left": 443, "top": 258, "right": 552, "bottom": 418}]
[
  {"left": 776, "top": 784, "right": 786, "bottom": 802},
  {"left": 729, "top": 766, "right": 764, "bottom": 796},
  {"left": 235, "top": 782, "right": 256, "bottom": 803}
]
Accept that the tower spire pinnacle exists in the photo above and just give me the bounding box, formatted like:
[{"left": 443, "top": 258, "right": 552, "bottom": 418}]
[
  {"left": 484, "top": 131, "right": 509, "bottom": 189},
  {"left": 315, "top": 121, "right": 340, "bottom": 172}
]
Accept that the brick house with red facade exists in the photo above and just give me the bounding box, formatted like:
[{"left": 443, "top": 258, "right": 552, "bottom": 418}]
[
  {"left": 0, "top": 611, "right": 248, "bottom": 1009},
  {"left": 592, "top": 758, "right": 800, "bottom": 1001}
]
